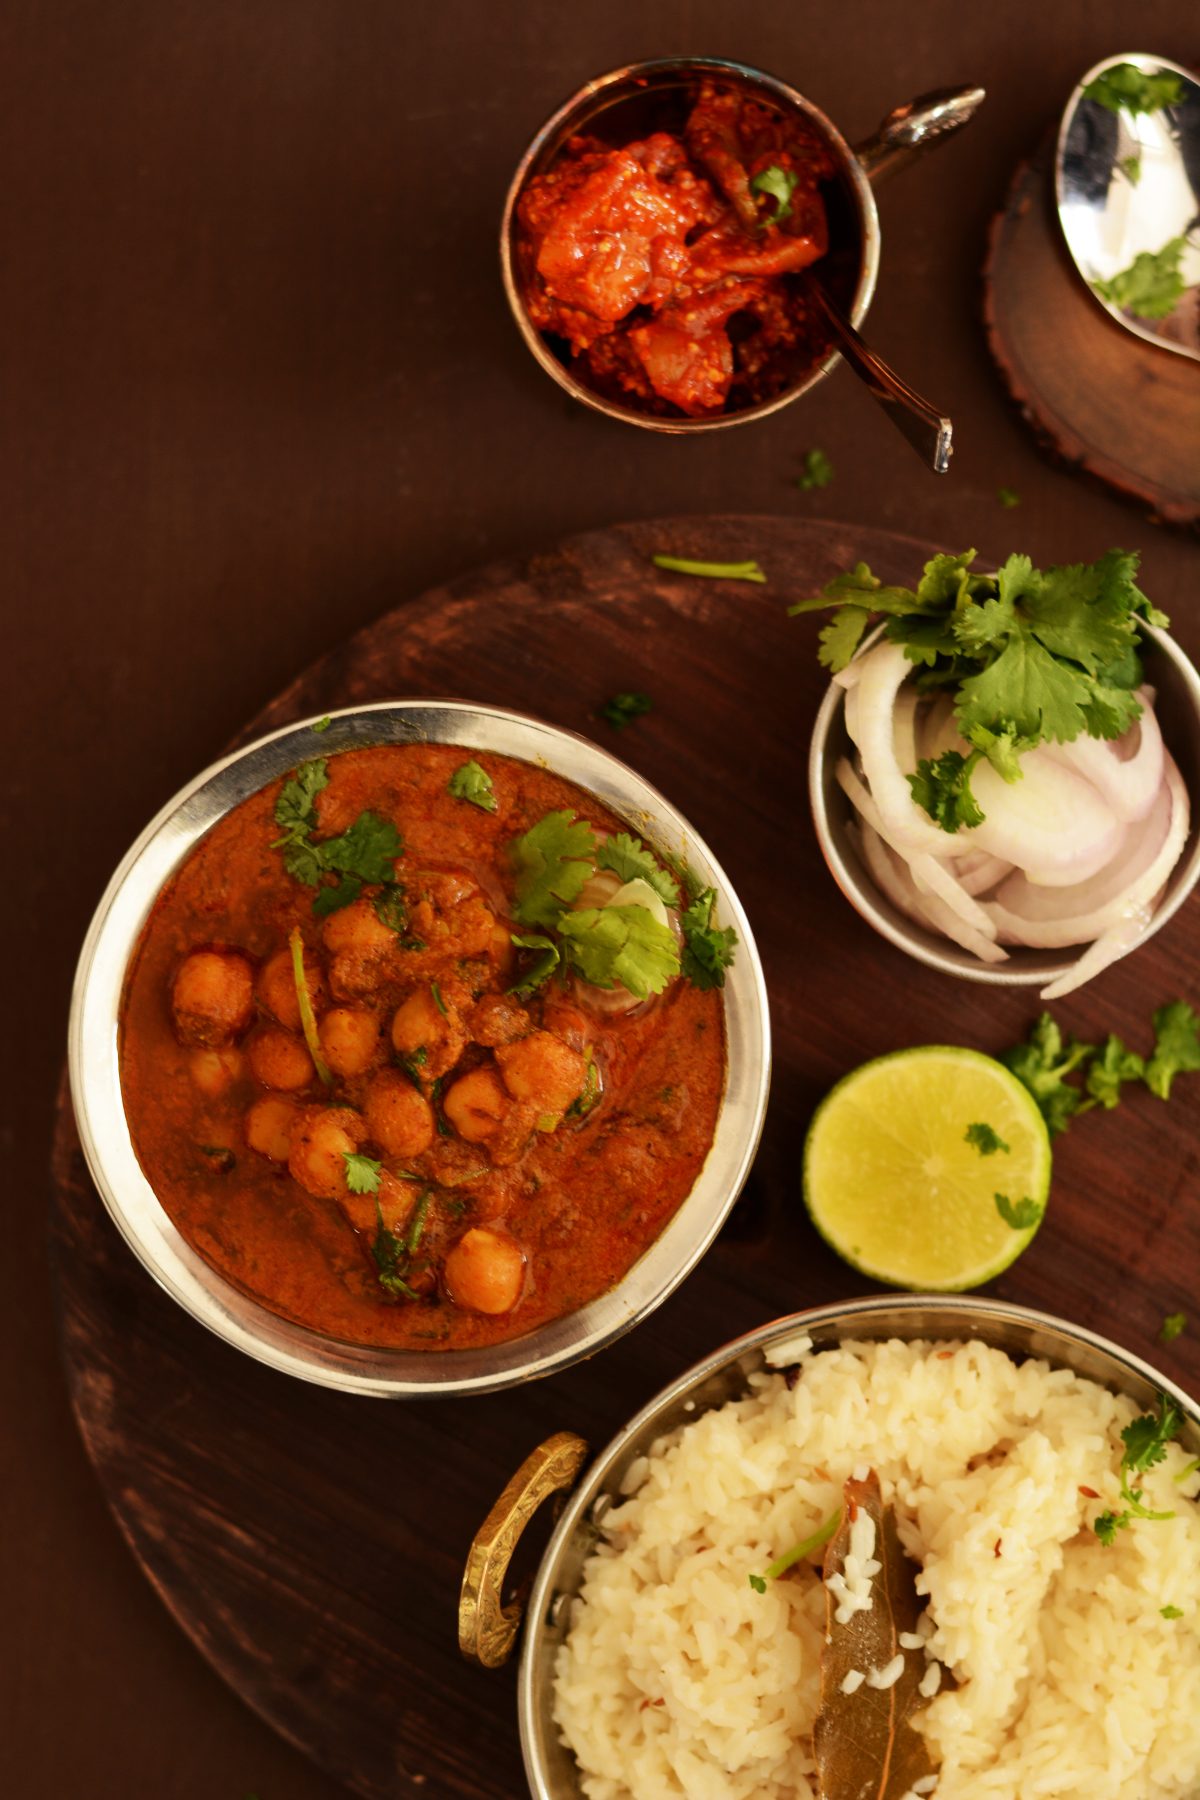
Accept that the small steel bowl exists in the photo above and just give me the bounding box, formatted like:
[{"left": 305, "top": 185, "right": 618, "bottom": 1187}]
[
  {"left": 68, "top": 701, "right": 771, "bottom": 1398},
  {"left": 500, "top": 58, "right": 982, "bottom": 432},
  {"left": 809, "top": 622, "right": 1200, "bottom": 987},
  {"left": 459, "top": 1294, "right": 1200, "bottom": 1799}
]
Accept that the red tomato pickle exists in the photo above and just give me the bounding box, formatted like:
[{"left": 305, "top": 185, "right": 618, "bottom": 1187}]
[
  {"left": 516, "top": 80, "right": 838, "bottom": 416},
  {"left": 118, "top": 743, "right": 730, "bottom": 1351}
]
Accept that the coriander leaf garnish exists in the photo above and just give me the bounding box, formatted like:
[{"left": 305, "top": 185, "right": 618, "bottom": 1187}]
[
  {"left": 797, "top": 447, "right": 833, "bottom": 491},
  {"left": 1145, "top": 1002, "right": 1200, "bottom": 1099},
  {"left": 652, "top": 554, "right": 766, "bottom": 583},
  {"left": 818, "top": 605, "right": 871, "bottom": 671},
  {"left": 343, "top": 1151, "right": 382, "bottom": 1194},
  {"left": 680, "top": 887, "right": 738, "bottom": 990},
  {"left": 1161, "top": 1604, "right": 1184, "bottom": 1620},
  {"left": 372, "top": 1202, "right": 419, "bottom": 1301},
  {"left": 994, "top": 1193, "right": 1043, "bottom": 1230},
  {"left": 1093, "top": 235, "right": 1187, "bottom": 321},
  {"left": 749, "top": 161, "right": 799, "bottom": 225},
  {"left": 908, "top": 749, "right": 986, "bottom": 834},
  {"left": 1083, "top": 63, "right": 1184, "bottom": 117},
  {"left": 1084, "top": 1034, "right": 1145, "bottom": 1109},
  {"left": 748, "top": 1506, "right": 841, "bottom": 1593},
  {"left": 508, "top": 932, "right": 561, "bottom": 998},
  {"left": 288, "top": 927, "right": 332, "bottom": 1087},
  {"left": 965, "top": 1122, "right": 1009, "bottom": 1156},
  {"left": 1093, "top": 1394, "right": 1183, "bottom": 1545},
  {"left": 599, "top": 691, "right": 652, "bottom": 731},
  {"left": 430, "top": 980, "right": 448, "bottom": 1018},
  {"left": 448, "top": 760, "right": 497, "bottom": 812},
  {"left": 597, "top": 832, "right": 680, "bottom": 906},
  {"left": 1160, "top": 1312, "right": 1187, "bottom": 1343},
  {"left": 1000, "top": 1011, "right": 1096, "bottom": 1137},
  {"left": 372, "top": 884, "right": 410, "bottom": 935},
  {"left": 998, "top": 486, "right": 1020, "bottom": 508},
  {"left": 557, "top": 905, "right": 680, "bottom": 1001},
  {"left": 567, "top": 1052, "right": 602, "bottom": 1118},
  {"left": 272, "top": 757, "right": 404, "bottom": 913},
  {"left": 272, "top": 759, "right": 330, "bottom": 884},
  {"left": 511, "top": 810, "right": 598, "bottom": 929}
]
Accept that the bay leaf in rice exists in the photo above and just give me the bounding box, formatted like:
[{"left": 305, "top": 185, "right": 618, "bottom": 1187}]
[{"left": 814, "top": 1470, "right": 944, "bottom": 1800}]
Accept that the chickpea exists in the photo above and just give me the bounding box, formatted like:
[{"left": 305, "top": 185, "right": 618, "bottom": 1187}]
[
  {"left": 443, "top": 1227, "right": 526, "bottom": 1315},
  {"left": 363, "top": 1071, "right": 435, "bottom": 1159},
  {"left": 390, "top": 985, "right": 466, "bottom": 1078},
  {"left": 257, "top": 945, "right": 324, "bottom": 1032},
  {"left": 319, "top": 1006, "right": 382, "bottom": 1078},
  {"left": 287, "top": 1105, "right": 364, "bottom": 1198},
  {"left": 340, "top": 1171, "right": 423, "bottom": 1238},
  {"left": 172, "top": 949, "right": 254, "bottom": 1047},
  {"left": 496, "top": 1031, "right": 587, "bottom": 1114},
  {"left": 188, "top": 1045, "right": 245, "bottom": 1098},
  {"left": 442, "top": 1067, "right": 510, "bottom": 1143},
  {"left": 320, "top": 897, "right": 396, "bottom": 956},
  {"left": 245, "top": 1094, "right": 300, "bottom": 1162},
  {"left": 247, "top": 1027, "right": 315, "bottom": 1092}
]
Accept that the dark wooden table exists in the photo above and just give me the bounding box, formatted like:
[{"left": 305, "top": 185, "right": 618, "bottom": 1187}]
[{"left": 5, "top": 4, "right": 1197, "bottom": 1797}]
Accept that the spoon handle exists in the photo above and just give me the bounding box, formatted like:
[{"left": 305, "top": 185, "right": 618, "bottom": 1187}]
[
  {"left": 855, "top": 85, "right": 986, "bottom": 185},
  {"left": 807, "top": 280, "right": 953, "bottom": 473}
]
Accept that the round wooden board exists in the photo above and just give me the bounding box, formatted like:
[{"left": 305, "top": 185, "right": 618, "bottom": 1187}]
[
  {"left": 983, "top": 137, "right": 1200, "bottom": 532},
  {"left": 51, "top": 516, "right": 1200, "bottom": 1800}
]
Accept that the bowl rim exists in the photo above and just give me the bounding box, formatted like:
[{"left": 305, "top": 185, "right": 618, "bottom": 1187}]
[
  {"left": 68, "top": 699, "right": 772, "bottom": 1398},
  {"left": 498, "top": 54, "right": 880, "bottom": 433},
  {"left": 517, "top": 1293, "right": 1200, "bottom": 1798},
  {"left": 808, "top": 619, "right": 1200, "bottom": 986}
]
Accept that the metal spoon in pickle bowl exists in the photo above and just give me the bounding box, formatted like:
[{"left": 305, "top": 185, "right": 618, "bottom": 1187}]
[{"left": 1057, "top": 52, "right": 1200, "bottom": 360}]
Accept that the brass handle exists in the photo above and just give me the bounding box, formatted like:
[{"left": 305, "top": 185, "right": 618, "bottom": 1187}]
[{"left": 459, "top": 1430, "right": 590, "bottom": 1669}]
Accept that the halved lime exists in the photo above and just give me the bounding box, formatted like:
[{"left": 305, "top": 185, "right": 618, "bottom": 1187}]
[{"left": 803, "top": 1046, "right": 1052, "bottom": 1291}]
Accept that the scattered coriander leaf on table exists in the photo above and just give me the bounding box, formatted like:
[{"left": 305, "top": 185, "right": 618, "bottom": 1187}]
[
  {"left": 1160, "top": 1312, "right": 1187, "bottom": 1343},
  {"left": 1084, "top": 1034, "right": 1145, "bottom": 1109},
  {"left": 1145, "top": 1002, "right": 1200, "bottom": 1098},
  {"left": 652, "top": 554, "right": 766, "bottom": 583},
  {"left": 447, "top": 760, "right": 497, "bottom": 812},
  {"left": 997, "top": 485, "right": 1020, "bottom": 508},
  {"left": 797, "top": 447, "right": 833, "bottom": 490},
  {"left": 599, "top": 691, "right": 652, "bottom": 730}
]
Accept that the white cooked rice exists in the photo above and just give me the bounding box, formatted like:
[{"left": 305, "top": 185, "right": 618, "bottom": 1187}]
[{"left": 552, "top": 1338, "right": 1200, "bottom": 1800}]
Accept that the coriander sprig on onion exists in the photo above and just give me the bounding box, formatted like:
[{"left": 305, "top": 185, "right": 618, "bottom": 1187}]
[{"left": 797, "top": 548, "right": 1191, "bottom": 998}]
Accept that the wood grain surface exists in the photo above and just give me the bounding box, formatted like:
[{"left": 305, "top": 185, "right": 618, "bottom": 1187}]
[
  {"left": 983, "top": 138, "right": 1200, "bottom": 532},
  {"left": 51, "top": 516, "right": 1200, "bottom": 1800}
]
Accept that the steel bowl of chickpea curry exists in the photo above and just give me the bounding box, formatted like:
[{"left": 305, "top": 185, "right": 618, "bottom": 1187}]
[{"left": 70, "top": 702, "right": 770, "bottom": 1396}]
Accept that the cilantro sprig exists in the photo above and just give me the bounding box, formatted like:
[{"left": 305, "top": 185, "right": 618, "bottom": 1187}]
[
  {"left": 511, "top": 810, "right": 598, "bottom": 928},
  {"left": 557, "top": 905, "right": 680, "bottom": 1001},
  {"left": 1093, "top": 1393, "right": 1184, "bottom": 1545},
  {"left": 448, "top": 760, "right": 497, "bottom": 813},
  {"left": 749, "top": 162, "right": 799, "bottom": 225},
  {"left": 791, "top": 548, "right": 1169, "bottom": 831},
  {"left": 599, "top": 692, "right": 652, "bottom": 731},
  {"left": 597, "top": 833, "right": 680, "bottom": 906},
  {"left": 1002, "top": 1004, "right": 1200, "bottom": 1136},
  {"left": 681, "top": 888, "right": 739, "bottom": 991},
  {"left": 272, "top": 757, "right": 404, "bottom": 915}
]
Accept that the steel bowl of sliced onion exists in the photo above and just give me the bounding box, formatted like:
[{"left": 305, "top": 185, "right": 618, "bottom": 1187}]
[{"left": 806, "top": 547, "right": 1200, "bottom": 999}]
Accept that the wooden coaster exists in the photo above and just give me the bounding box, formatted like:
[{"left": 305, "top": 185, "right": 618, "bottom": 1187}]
[
  {"left": 983, "top": 136, "right": 1200, "bottom": 531},
  {"left": 51, "top": 517, "right": 1200, "bottom": 1798}
]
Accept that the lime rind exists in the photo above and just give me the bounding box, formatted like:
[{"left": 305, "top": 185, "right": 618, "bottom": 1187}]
[{"left": 803, "top": 1045, "right": 1052, "bottom": 1293}]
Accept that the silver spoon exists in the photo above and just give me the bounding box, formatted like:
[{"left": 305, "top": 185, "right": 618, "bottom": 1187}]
[
  {"left": 803, "top": 276, "right": 953, "bottom": 472},
  {"left": 1056, "top": 52, "right": 1200, "bottom": 361}
]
